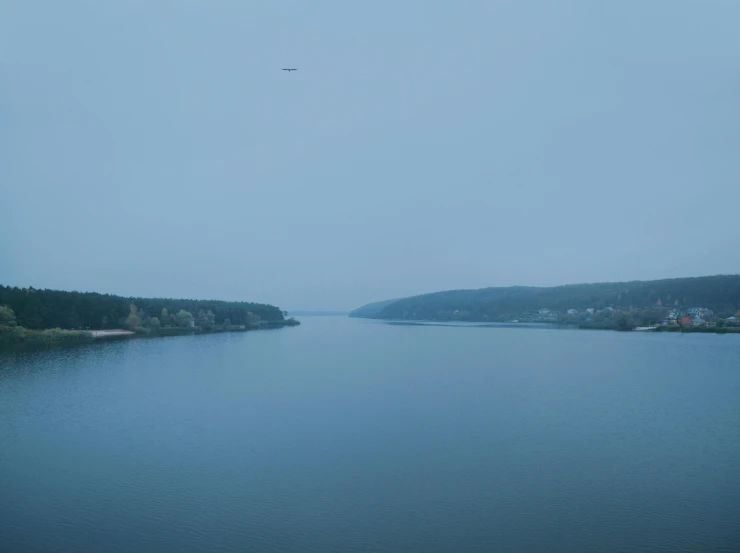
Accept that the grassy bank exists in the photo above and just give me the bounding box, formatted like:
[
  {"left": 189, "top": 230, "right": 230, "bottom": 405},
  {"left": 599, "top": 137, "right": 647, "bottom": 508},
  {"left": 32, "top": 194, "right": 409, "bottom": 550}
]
[
  {"left": 0, "top": 327, "right": 93, "bottom": 345},
  {"left": 654, "top": 325, "right": 740, "bottom": 334},
  {"left": 132, "top": 319, "right": 301, "bottom": 338},
  {"left": 1, "top": 320, "right": 300, "bottom": 349}
]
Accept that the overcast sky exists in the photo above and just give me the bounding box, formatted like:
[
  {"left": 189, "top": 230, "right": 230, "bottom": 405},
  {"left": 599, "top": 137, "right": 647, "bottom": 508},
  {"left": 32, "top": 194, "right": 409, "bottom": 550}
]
[{"left": 2, "top": 1, "right": 739, "bottom": 311}]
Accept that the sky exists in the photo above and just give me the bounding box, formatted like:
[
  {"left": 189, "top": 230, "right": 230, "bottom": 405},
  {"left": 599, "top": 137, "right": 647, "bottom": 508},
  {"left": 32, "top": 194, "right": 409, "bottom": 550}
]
[{"left": 1, "top": 1, "right": 739, "bottom": 311}]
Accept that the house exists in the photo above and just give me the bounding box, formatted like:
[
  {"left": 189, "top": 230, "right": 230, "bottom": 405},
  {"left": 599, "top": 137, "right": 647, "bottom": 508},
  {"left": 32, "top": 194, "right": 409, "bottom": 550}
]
[
  {"left": 586, "top": 308, "right": 595, "bottom": 315},
  {"left": 726, "top": 316, "right": 739, "bottom": 324},
  {"left": 688, "top": 307, "right": 714, "bottom": 319},
  {"left": 679, "top": 315, "right": 693, "bottom": 326},
  {"left": 538, "top": 308, "right": 551, "bottom": 316},
  {"left": 567, "top": 309, "right": 578, "bottom": 315},
  {"left": 602, "top": 307, "right": 614, "bottom": 313},
  {"left": 692, "top": 317, "right": 706, "bottom": 327}
]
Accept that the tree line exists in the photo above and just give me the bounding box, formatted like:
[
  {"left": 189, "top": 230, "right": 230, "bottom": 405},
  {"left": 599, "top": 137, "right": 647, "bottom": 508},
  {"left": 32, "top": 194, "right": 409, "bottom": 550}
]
[
  {"left": 351, "top": 275, "right": 740, "bottom": 322},
  {"left": 0, "top": 285, "right": 286, "bottom": 330}
]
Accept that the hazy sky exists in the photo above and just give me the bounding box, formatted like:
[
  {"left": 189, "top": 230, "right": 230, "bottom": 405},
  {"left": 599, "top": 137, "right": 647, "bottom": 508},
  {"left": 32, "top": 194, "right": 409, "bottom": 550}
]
[{"left": 2, "top": 1, "right": 739, "bottom": 310}]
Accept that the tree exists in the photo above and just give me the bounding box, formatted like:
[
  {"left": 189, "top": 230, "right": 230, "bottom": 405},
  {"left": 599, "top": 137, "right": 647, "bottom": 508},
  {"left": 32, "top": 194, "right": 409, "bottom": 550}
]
[
  {"left": 149, "top": 317, "right": 161, "bottom": 329},
  {"left": 176, "top": 309, "right": 194, "bottom": 328},
  {"left": 102, "top": 315, "right": 108, "bottom": 328},
  {"left": 19, "top": 295, "right": 45, "bottom": 329},
  {"left": 11, "top": 325, "right": 25, "bottom": 341},
  {"left": 126, "top": 304, "right": 142, "bottom": 330},
  {"left": 0, "top": 305, "right": 17, "bottom": 327},
  {"left": 223, "top": 318, "right": 231, "bottom": 328},
  {"left": 0, "top": 285, "right": 286, "bottom": 330},
  {"left": 246, "top": 311, "right": 261, "bottom": 328},
  {"left": 615, "top": 312, "right": 634, "bottom": 331},
  {"left": 197, "top": 309, "right": 216, "bottom": 329},
  {"left": 136, "top": 307, "right": 149, "bottom": 326}
]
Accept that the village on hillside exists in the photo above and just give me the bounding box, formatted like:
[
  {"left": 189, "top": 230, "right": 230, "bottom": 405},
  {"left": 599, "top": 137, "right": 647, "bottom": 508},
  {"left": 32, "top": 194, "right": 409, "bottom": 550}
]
[{"left": 524, "top": 304, "right": 740, "bottom": 331}]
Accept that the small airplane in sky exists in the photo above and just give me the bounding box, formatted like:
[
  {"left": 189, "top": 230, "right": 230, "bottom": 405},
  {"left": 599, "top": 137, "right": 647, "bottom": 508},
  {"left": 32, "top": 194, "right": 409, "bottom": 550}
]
[{"left": 282, "top": 68, "right": 297, "bottom": 72}]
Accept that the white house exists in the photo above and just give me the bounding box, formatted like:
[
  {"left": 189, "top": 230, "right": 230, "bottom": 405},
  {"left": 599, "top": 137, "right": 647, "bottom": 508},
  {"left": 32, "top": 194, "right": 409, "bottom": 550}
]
[
  {"left": 586, "top": 308, "right": 595, "bottom": 315},
  {"left": 567, "top": 309, "right": 578, "bottom": 315},
  {"left": 688, "top": 307, "right": 714, "bottom": 319}
]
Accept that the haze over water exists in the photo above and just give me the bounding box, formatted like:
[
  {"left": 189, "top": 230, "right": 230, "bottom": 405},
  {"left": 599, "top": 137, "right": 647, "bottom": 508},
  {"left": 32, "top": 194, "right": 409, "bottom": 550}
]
[
  {"left": 3, "top": 1, "right": 739, "bottom": 309},
  {"left": 2, "top": 317, "right": 739, "bottom": 553}
]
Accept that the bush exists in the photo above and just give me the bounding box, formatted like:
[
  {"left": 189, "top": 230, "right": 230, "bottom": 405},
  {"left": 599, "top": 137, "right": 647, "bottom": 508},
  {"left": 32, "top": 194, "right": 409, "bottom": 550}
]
[
  {"left": 23, "top": 328, "right": 93, "bottom": 344},
  {"left": 0, "top": 305, "right": 16, "bottom": 326}
]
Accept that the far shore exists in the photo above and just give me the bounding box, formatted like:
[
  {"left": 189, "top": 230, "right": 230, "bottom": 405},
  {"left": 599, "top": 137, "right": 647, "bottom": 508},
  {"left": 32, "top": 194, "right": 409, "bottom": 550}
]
[{"left": 90, "top": 330, "right": 136, "bottom": 338}]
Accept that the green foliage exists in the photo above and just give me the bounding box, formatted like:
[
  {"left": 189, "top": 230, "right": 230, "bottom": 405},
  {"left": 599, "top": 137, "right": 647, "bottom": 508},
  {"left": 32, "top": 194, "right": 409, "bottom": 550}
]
[
  {"left": 352, "top": 275, "right": 740, "bottom": 323},
  {"left": 0, "top": 285, "right": 286, "bottom": 330},
  {"left": 578, "top": 312, "right": 634, "bottom": 331},
  {"left": 245, "top": 312, "right": 262, "bottom": 328},
  {"left": 615, "top": 313, "right": 635, "bottom": 331},
  {"left": 126, "top": 304, "right": 142, "bottom": 330},
  {"left": 197, "top": 309, "right": 216, "bottom": 329},
  {"left": 176, "top": 309, "right": 194, "bottom": 328},
  {"left": 149, "top": 317, "right": 161, "bottom": 329},
  {"left": 12, "top": 326, "right": 25, "bottom": 341},
  {"left": 10, "top": 327, "right": 94, "bottom": 344},
  {"left": 350, "top": 298, "right": 404, "bottom": 319},
  {"left": 0, "top": 305, "right": 16, "bottom": 326}
]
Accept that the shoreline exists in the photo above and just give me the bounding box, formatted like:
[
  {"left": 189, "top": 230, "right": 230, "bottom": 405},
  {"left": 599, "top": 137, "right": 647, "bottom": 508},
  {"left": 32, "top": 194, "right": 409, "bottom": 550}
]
[
  {"left": 360, "top": 317, "right": 740, "bottom": 335},
  {"left": 0, "top": 319, "right": 301, "bottom": 350},
  {"left": 91, "top": 330, "right": 136, "bottom": 338}
]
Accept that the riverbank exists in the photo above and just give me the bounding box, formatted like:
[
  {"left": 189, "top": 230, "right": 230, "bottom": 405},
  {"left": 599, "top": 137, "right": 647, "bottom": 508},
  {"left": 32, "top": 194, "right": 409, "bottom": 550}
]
[
  {"left": 653, "top": 325, "right": 740, "bottom": 334},
  {"left": 0, "top": 319, "right": 301, "bottom": 349},
  {"left": 0, "top": 327, "right": 95, "bottom": 345},
  {"left": 91, "top": 330, "right": 135, "bottom": 338},
  {"left": 369, "top": 317, "right": 740, "bottom": 335},
  {"left": 569, "top": 320, "right": 739, "bottom": 334}
]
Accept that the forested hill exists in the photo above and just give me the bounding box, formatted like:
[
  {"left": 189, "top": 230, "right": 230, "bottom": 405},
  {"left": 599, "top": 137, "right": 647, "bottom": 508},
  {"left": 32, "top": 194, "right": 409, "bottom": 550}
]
[
  {"left": 347, "top": 298, "right": 402, "bottom": 319},
  {"left": 350, "top": 275, "right": 740, "bottom": 322},
  {"left": 0, "top": 285, "right": 286, "bottom": 330}
]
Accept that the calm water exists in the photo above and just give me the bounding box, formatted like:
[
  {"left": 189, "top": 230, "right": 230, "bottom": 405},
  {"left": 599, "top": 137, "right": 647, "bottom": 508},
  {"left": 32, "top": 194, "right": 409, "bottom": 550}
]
[{"left": 2, "top": 318, "right": 739, "bottom": 553}]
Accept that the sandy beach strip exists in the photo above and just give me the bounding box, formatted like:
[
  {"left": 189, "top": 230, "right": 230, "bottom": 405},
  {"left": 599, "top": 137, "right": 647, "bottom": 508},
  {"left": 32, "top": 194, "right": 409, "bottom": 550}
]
[{"left": 90, "top": 330, "right": 135, "bottom": 338}]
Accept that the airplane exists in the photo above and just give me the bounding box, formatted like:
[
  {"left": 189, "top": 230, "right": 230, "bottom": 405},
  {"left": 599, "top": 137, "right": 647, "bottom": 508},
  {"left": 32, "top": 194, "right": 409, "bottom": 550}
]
[{"left": 282, "top": 68, "right": 297, "bottom": 72}]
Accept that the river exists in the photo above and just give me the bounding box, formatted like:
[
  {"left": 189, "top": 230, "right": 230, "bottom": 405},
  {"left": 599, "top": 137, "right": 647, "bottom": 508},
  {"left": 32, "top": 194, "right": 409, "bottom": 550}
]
[{"left": 2, "top": 317, "right": 739, "bottom": 552}]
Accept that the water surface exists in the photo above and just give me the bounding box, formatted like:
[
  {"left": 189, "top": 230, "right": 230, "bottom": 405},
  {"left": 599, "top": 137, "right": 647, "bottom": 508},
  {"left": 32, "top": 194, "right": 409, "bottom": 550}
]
[{"left": 2, "top": 318, "right": 739, "bottom": 552}]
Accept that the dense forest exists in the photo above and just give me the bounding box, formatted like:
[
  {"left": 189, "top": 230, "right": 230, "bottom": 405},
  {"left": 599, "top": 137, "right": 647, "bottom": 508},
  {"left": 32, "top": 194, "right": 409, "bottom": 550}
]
[
  {"left": 0, "top": 285, "right": 286, "bottom": 330},
  {"left": 350, "top": 275, "right": 740, "bottom": 322}
]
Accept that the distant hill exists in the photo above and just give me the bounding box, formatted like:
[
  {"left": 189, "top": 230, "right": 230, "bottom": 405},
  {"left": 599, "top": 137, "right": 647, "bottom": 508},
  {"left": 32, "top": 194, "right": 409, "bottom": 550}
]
[
  {"left": 349, "top": 298, "right": 404, "bottom": 319},
  {"left": 350, "top": 275, "right": 740, "bottom": 322}
]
